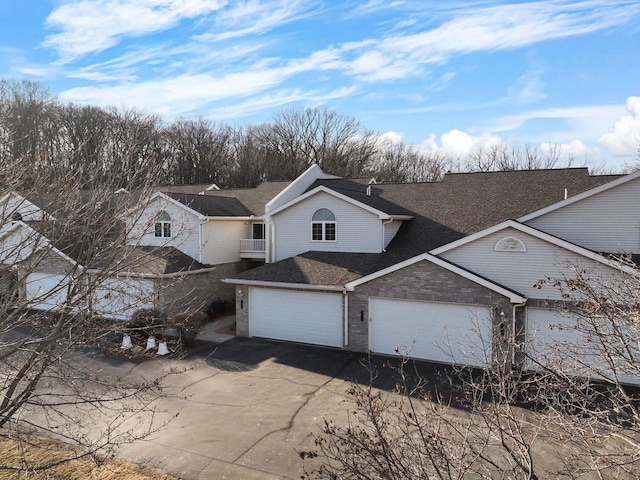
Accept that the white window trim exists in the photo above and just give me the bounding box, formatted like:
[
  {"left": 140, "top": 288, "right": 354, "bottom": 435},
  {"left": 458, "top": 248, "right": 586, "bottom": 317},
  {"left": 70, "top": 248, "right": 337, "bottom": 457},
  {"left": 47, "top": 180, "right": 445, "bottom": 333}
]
[
  {"left": 494, "top": 236, "right": 526, "bottom": 252},
  {"left": 311, "top": 220, "right": 337, "bottom": 242},
  {"left": 311, "top": 208, "right": 337, "bottom": 242}
]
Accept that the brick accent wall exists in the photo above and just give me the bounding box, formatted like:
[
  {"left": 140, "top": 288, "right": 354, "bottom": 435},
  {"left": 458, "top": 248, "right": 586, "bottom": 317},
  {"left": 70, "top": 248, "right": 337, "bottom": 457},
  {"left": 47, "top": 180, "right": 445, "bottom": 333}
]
[
  {"left": 347, "top": 259, "right": 514, "bottom": 365},
  {"left": 157, "top": 260, "right": 256, "bottom": 316}
]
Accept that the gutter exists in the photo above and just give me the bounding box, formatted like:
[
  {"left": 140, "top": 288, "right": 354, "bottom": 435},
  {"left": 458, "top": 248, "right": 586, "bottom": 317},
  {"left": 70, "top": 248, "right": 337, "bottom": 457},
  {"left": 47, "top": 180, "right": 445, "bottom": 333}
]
[
  {"left": 221, "top": 277, "right": 346, "bottom": 292},
  {"left": 381, "top": 218, "right": 393, "bottom": 252}
]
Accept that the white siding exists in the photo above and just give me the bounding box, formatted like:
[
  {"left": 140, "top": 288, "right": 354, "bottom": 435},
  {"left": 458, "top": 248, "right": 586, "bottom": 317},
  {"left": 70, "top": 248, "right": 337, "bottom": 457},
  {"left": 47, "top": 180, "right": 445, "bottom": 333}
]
[
  {"left": 273, "top": 191, "right": 382, "bottom": 261},
  {"left": 201, "top": 219, "right": 249, "bottom": 264},
  {"left": 440, "top": 227, "right": 622, "bottom": 301},
  {"left": 383, "top": 220, "right": 402, "bottom": 248},
  {"left": 526, "top": 176, "right": 640, "bottom": 253},
  {"left": 126, "top": 197, "right": 201, "bottom": 261}
]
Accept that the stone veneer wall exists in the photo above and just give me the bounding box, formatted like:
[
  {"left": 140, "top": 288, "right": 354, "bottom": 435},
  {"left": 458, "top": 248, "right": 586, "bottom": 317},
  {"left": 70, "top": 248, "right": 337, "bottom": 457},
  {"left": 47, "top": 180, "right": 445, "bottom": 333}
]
[{"left": 346, "top": 259, "right": 514, "bottom": 365}]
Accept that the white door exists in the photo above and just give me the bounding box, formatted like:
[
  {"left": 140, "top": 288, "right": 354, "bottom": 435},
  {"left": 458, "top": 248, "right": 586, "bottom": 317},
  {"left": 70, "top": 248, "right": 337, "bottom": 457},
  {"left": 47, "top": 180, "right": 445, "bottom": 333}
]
[
  {"left": 25, "top": 272, "right": 70, "bottom": 311},
  {"left": 249, "top": 288, "right": 343, "bottom": 347},
  {"left": 93, "top": 278, "right": 155, "bottom": 321},
  {"left": 369, "top": 298, "right": 493, "bottom": 367}
]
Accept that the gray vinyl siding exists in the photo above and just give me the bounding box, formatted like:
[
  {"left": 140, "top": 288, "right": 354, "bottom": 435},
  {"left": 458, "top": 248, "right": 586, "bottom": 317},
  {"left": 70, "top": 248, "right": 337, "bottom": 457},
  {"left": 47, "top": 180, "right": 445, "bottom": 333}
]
[
  {"left": 439, "top": 227, "right": 622, "bottom": 301},
  {"left": 273, "top": 191, "right": 382, "bottom": 261},
  {"left": 526, "top": 177, "right": 640, "bottom": 254}
]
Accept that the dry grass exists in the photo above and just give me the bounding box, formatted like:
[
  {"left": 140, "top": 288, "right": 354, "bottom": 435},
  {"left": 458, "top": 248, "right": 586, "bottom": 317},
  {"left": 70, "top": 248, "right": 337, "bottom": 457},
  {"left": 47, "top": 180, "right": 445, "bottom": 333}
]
[{"left": 0, "top": 432, "right": 176, "bottom": 480}]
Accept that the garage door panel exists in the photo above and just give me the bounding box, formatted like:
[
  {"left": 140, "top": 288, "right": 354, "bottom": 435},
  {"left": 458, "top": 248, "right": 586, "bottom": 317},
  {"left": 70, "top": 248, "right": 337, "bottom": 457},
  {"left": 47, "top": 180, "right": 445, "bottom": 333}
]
[
  {"left": 93, "top": 278, "right": 155, "bottom": 321},
  {"left": 25, "top": 272, "right": 70, "bottom": 311},
  {"left": 249, "top": 288, "right": 342, "bottom": 347},
  {"left": 526, "top": 308, "right": 638, "bottom": 384},
  {"left": 370, "top": 298, "right": 492, "bottom": 367}
]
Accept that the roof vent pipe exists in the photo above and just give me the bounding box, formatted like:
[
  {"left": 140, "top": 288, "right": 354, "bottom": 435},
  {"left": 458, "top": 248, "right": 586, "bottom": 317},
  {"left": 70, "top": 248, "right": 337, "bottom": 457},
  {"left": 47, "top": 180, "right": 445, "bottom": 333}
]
[
  {"left": 564, "top": 188, "right": 568, "bottom": 200},
  {"left": 366, "top": 185, "right": 371, "bottom": 196}
]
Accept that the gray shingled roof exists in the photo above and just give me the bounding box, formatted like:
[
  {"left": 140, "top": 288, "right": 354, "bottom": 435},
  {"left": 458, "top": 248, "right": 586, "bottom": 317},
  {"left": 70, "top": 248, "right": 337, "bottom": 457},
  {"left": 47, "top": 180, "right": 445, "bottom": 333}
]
[
  {"left": 203, "top": 181, "right": 291, "bottom": 215},
  {"left": 165, "top": 192, "right": 253, "bottom": 217},
  {"left": 306, "top": 179, "right": 414, "bottom": 217},
  {"left": 231, "top": 168, "right": 622, "bottom": 286}
]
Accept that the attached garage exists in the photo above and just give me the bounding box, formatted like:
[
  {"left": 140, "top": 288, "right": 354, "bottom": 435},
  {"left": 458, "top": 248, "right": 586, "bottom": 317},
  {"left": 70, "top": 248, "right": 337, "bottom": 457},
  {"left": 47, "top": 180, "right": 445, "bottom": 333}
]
[
  {"left": 249, "top": 288, "right": 343, "bottom": 347},
  {"left": 92, "top": 277, "right": 155, "bottom": 321},
  {"left": 25, "top": 272, "right": 71, "bottom": 311},
  {"left": 527, "top": 307, "right": 639, "bottom": 384},
  {"left": 369, "top": 297, "right": 494, "bottom": 367}
]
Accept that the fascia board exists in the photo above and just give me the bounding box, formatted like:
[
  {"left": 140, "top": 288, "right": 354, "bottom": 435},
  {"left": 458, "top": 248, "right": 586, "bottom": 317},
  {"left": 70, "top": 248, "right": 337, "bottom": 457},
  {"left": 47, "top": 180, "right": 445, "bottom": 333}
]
[
  {"left": 518, "top": 170, "right": 640, "bottom": 223},
  {"left": 345, "top": 252, "right": 527, "bottom": 303}
]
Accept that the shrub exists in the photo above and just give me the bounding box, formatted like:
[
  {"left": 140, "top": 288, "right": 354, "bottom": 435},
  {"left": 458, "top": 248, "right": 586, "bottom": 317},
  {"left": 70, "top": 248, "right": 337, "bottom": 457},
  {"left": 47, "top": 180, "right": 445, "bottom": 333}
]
[
  {"left": 127, "top": 308, "right": 164, "bottom": 339},
  {"left": 169, "top": 310, "right": 208, "bottom": 347}
]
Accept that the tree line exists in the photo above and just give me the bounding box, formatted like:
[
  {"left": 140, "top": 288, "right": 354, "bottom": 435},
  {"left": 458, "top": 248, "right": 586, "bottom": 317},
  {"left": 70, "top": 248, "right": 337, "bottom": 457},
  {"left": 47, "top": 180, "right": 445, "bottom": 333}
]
[{"left": 0, "top": 79, "right": 579, "bottom": 191}]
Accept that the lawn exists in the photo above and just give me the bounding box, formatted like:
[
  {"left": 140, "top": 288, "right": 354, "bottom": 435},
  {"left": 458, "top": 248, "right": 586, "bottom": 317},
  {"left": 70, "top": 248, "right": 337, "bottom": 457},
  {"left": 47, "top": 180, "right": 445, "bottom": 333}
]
[{"left": 0, "top": 432, "right": 176, "bottom": 480}]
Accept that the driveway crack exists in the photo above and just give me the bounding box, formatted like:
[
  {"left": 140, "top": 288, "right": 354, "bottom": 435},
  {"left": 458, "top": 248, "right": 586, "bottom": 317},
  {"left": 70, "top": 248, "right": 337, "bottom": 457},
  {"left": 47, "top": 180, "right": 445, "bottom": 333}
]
[{"left": 230, "top": 353, "right": 356, "bottom": 465}]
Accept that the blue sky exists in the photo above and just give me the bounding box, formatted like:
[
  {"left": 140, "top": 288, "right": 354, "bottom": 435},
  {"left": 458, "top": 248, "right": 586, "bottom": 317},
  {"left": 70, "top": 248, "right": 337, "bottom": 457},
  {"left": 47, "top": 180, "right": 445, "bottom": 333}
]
[{"left": 1, "top": 0, "right": 640, "bottom": 171}]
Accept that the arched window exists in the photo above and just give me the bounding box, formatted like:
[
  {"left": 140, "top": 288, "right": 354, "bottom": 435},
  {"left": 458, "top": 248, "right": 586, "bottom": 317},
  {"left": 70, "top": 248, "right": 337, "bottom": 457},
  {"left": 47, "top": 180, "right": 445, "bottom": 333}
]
[
  {"left": 154, "top": 210, "right": 171, "bottom": 238},
  {"left": 311, "top": 208, "right": 336, "bottom": 241},
  {"left": 494, "top": 236, "right": 526, "bottom": 252}
]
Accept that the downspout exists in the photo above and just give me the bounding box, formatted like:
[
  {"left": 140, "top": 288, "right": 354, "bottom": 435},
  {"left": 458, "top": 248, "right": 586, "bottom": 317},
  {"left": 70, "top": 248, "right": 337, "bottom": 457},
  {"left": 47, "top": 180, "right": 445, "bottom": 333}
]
[
  {"left": 343, "top": 289, "right": 349, "bottom": 346},
  {"left": 381, "top": 218, "right": 393, "bottom": 252},
  {"left": 270, "top": 221, "right": 276, "bottom": 263},
  {"left": 199, "top": 219, "right": 206, "bottom": 264}
]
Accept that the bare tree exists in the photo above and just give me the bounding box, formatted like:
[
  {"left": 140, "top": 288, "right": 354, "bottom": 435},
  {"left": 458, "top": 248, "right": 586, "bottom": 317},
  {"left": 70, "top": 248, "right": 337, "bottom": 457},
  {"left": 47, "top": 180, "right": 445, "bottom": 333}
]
[
  {"left": 368, "top": 139, "right": 451, "bottom": 183},
  {"left": 163, "top": 117, "right": 233, "bottom": 186},
  {"left": 303, "top": 259, "right": 640, "bottom": 479},
  {"left": 258, "top": 107, "right": 379, "bottom": 180},
  {"left": 0, "top": 148, "right": 183, "bottom": 473}
]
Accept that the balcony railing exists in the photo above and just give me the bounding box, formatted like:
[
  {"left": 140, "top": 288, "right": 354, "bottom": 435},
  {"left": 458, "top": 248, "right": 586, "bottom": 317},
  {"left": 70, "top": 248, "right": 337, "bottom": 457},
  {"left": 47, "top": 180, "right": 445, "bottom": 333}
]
[{"left": 240, "top": 238, "right": 266, "bottom": 259}]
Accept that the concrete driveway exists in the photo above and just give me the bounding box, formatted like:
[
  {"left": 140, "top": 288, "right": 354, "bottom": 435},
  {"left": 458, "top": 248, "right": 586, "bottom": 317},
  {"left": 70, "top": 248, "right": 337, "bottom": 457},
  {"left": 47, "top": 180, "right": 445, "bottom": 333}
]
[{"left": 111, "top": 337, "right": 377, "bottom": 480}]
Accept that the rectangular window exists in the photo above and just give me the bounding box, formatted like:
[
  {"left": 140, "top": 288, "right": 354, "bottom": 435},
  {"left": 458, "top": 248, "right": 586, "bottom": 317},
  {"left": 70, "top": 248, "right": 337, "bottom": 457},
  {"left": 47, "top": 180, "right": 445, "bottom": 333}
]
[
  {"left": 312, "top": 223, "right": 323, "bottom": 241},
  {"left": 155, "top": 221, "right": 171, "bottom": 238},
  {"left": 325, "top": 223, "right": 336, "bottom": 241},
  {"left": 252, "top": 223, "right": 265, "bottom": 240}
]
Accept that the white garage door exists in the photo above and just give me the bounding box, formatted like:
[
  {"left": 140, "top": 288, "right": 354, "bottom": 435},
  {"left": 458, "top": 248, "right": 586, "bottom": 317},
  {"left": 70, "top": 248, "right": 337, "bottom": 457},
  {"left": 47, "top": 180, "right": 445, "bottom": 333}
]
[
  {"left": 249, "top": 288, "right": 343, "bottom": 347},
  {"left": 25, "top": 272, "right": 70, "bottom": 311},
  {"left": 527, "top": 308, "right": 639, "bottom": 384},
  {"left": 93, "top": 278, "right": 155, "bottom": 321},
  {"left": 369, "top": 298, "right": 493, "bottom": 367}
]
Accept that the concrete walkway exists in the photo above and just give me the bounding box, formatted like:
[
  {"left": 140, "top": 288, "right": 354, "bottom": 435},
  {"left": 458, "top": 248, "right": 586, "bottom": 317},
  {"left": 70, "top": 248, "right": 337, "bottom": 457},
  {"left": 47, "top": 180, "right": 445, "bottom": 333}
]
[{"left": 197, "top": 315, "right": 237, "bottom": 344}]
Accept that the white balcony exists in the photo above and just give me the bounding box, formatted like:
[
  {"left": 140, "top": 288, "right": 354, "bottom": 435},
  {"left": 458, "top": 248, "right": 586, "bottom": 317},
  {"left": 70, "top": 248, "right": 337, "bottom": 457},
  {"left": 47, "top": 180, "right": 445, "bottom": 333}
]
[{"left": 240, "top": 238, "right": 266, "bottom": 259}]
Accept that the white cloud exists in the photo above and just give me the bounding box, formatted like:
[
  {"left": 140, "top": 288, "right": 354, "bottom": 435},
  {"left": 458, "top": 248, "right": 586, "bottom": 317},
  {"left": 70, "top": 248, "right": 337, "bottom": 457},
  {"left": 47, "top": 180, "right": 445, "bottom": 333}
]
[
  {"left": 338, "top": 1, "right": 640, "bottom": 81},
  {"left": 419, "top": 129, "right": 502, "bottom": 158},
  {"left": 597, "top": 96, "right": 640, "bottom": 156},
  {"left": 540, "top": 140, "right": 602, "bottom": 164},
  {"left": 43, "top": 0, "right": 225, "bottom": 61},
  {"left": 207, "top": 0, "right": 319, "bottom": 41}
]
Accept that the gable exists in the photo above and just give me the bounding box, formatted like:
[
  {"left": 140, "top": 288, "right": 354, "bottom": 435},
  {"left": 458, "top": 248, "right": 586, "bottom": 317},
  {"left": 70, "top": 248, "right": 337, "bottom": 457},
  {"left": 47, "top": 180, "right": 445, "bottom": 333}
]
[
  {"left": 523, "top": 174, "right": 640, "bottom": 254},
  {"left": 126, "top": 194, "right": 202, "bottom": 260},
  {"left": 0, "top": 192, "right": 46, "bottom": 222},
  {"left": 437, "top": 226, "right": 624, "bottom": 301},
  {"left": 272, "top": 191, "right": 385, "bottom": 261}
]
